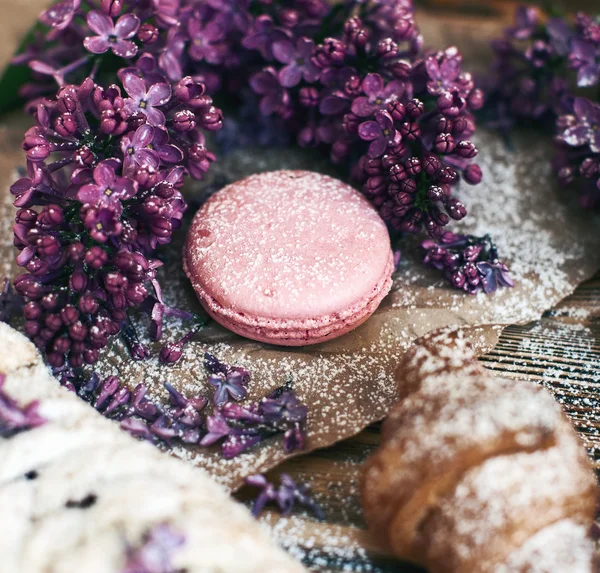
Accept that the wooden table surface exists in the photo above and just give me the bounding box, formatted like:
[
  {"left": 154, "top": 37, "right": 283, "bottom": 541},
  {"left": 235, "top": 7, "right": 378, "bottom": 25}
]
[{"left": 236, "top": 273, "right": 600, "bottom": 572}]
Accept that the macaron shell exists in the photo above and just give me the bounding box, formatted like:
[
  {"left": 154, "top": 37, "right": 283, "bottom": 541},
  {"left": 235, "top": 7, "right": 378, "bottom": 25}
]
[
  {"left": 192, "top": 250, "right": 394, "bottom": 346},
  {"left": 184, "top": 170, "right": 393, "bottom": 345}
]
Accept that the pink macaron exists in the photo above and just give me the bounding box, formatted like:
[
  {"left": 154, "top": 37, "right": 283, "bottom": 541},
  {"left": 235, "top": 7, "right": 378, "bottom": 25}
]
[{"left": 183, "top": 170, "right": 393, "bottom": 346}]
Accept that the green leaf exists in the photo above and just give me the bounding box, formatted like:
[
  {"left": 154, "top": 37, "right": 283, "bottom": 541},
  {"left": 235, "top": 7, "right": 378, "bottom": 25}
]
[{"left": 0, "top": 22, "right": 45, "bottom": 116}]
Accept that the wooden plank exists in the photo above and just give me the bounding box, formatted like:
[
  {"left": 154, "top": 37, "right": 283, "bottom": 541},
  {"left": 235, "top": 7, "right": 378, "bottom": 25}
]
[{"left": 236, "top": 273, "right": 600, "bottom": 571}]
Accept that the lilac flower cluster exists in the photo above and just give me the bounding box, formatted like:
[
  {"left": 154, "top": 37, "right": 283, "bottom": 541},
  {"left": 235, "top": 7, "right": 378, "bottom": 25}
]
[
  {"left": 422, "top": 232, "right": 513, "bottom": 294},
  {"left": 245, "top": 473, "right": 323, "bottom": 519},
  {"left": 554, "top": 98, "right": 600, "bottom": 208},
  {"left": 485, "top": 7, "right": 600, "bottom": 208},
  {"left": 201, "top": 353, "right": 308, "bottom": 458},
  {"left": 485, "top": 7, "right": 600, "bottom": 127},
  {"left": 12, "top": 0, "right": 510, "bottom": 299},
  {"left": 240, "top": 3, "right": 485, "bottom": 238},
  {"left": 59, "top": 352, "right": 307, "bottom": 458},
  {"left": 123, "top": 523, "right": 185, "bottom": 573},
  {"left": 11, "top": 71, "right": 221, "bottom": 367},
  {"left": 0, "top": 373, "right": 46, "bottom": 438}
]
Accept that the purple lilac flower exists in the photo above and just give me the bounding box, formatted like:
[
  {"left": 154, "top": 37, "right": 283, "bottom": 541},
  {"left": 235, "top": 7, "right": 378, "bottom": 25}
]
[
  {"left": 206, "top": 383, "right": 308, "bottom": 458},
  {"left": 245, "top": 474, "right": 324, "bottom": 519},
  {"left": 10, "top": 161, "right": 46, "bottom": 208},
  {"left": 123, "top": 524, "right": 185, "bottom": 573},
  {"left": 150, "top": 129, "right": 184, "bottom": 164},
  {"left": 203, "top": 353, "right": 251, "bottom": 405},
  {"left": 118, "top": 54, "right": 166, "bottom": 88},
  {"left": 425, "top": 49, "right": 465, "bottom": 96},
  {"left": 422, "top": 233, "right": 513, "bottom": 294},
  {"left": 569, "top": 37, "right": 600, "bottom": 87},
  {"left": 272, "top": 37, "right": 320, "bottom": 87},
  {"left": 560, "top": 97, "right": 600, "bottom": 153},
  {"left": 242, "top": 15, "right": 288, "bottom": 60},
  {"left": 199, "top": 409, "right": 231, "bottom": 446},
  {"left": 12, "top": 75, "right": 220, "bottom": 367},
  {"left": 485, "top": 6, "right": 599, "bottom": 129},
  {"left": 351, "top": 73, "right": 405, "bottom": 117},
  {"left": 249, "top": 68, "right": 290, "bottom": 116},
  {"left": 84, "top": 11, "right": 140, "bottom": 58},
  {"left": 121, "top": 125, "right": 160, "bottom": 174},
  {"left": 0, "top": 373, "right": 46, "bottom": 438},
  {"left": 77, "top": 161, "right": 138, "bottom": 207},
  {"left": 358, "top": 110, "right": 401, "bottom": 158},
  {"left": 187, "top": 18, "right": 225, "bottom": 64},
  {"left": 122, "top": 73, "right": 171, "bottom": 127},
  {"left": 506, "top": 6, "right": 538, "bottom": 40},
  {"left": 554, "top": 97, "right": 600, "bottom": 208},
  {"left": 40, "top": 0, "right": 81, "bottom": 34},
  {"left": 208, "top": 371, "right": 248, "bottom": 406}
]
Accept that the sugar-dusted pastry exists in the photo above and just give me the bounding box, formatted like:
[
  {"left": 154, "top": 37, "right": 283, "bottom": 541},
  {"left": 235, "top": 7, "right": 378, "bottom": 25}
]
[
  {"left": 0, "top": 322, "right": 304, "bottom": 573},
  {"left": 184, "top": 170, "right": 394, "bottom": 345},
  {"left": 361, "top": 329, "right": 596, "bottom": 573}
]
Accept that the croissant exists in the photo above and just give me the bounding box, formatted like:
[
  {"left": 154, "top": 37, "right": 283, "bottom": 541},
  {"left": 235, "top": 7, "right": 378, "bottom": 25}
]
[{"left": 361, "top": 329, "right": 596, "bottom": 573}]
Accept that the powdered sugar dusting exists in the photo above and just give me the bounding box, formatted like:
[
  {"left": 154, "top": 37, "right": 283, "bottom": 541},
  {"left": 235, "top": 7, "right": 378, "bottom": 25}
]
[
  {"left": 497, "top": 520, "right": 594, "bottom": 573},
  {"left": 86, "top": 127, "right": 600, "bottom": 489}
]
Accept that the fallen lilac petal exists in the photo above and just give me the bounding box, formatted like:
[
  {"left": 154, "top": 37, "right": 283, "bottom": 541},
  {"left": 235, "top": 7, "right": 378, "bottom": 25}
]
[
  {"left": 221, "top": 402, "right": 264, "bottom": 423},
  {"left": 94, "top": 376, "right": 120, "bottom": 410},
  {"left": 203, "top": 352, "right": 229, "bottom": 375},
  {"left": 0, "top": 373, "right": 46, "bottom": 437},
  {"left": 120, "top": 417, "right": 153, "bottom": 441},
  {"left": 164, "top": 381, "right": 188, "bottom": 408},
  {"left": 199, "top": 410, "right": 231, "bottom": 446},
  {"left": 104, "top": 386, "right": 131, "bottom": 416},
  {"left": 222, "top": 433, "right": 263, "bottom": 458}
]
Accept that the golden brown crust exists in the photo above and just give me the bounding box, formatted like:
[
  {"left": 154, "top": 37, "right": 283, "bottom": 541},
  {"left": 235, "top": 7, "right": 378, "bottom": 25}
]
[{"left": 360, "top": 329, "right": 596, "bottom": 573}]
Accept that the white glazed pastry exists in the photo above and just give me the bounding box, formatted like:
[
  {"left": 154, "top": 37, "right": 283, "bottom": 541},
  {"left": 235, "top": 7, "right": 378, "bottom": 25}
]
[{"left": 0, "top": 322, "right": 304, "bottom": 573}]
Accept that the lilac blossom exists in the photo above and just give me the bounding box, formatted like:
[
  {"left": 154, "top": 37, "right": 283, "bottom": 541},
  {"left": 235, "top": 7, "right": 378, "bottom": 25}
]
[
  {"left": 199, "top": 409, "right": 231, "bottom": 446},
  {"left": 242, "top": 15, "right": 288, "bottom": 60},
  {"left": 272, "top": 37, "right": 320, "bottom": 87},
  {"left": 40, "top": 0, "right": 81, "bottom": 34},
  {"left": 10, "top": 161, "right": 46, "bottom": 208},
  {"left": 121, "top": 124, "right": 160, "bottom": 173},
  {"left": 208, "top": 371, "right": 248, "bottom": 406},
  {"left": 77, "top": 161, "right": 138, "bottom": 207},
  {"left": 118, "top": 54, "right": 166, "bottom": 88},
  {"left": 569, "top": 38, "right": 600, "bottom": 87},
  {"left": 249, "top": 68, "right": 289, "bottom": 116},
  {"left": 12, "top": 75, "right": 220, "bottom": 366},
  {"left": 560, "top": 97, "right": 600, "bottom": 152},
  {"left": 246, "top": 474, "right": 324, "bottom": 519},
  {"left": 485, "top": 6, "right": 600, "bottom": 128},
  {"left": 351, "top": 73, "right": 405, "bottom": 117},
  {"left": 83, "top": 11, "right": 140, "bottom": 58},
  {"left": 554, "top": 97, "right": 600, "bottom": 208},
  {"left": 422, "top": 233, "right": 513, "bottom": 294},
  {"left": 0, "top": 373, "right": 46, "bottom": 438},
  {"left": 187, "top": 17, "right": 225, "bottom": 64},
  {"left": 122, "top": 73, "right": 171, "bottom": 127},
  {"left": 425, "top": 49, "right": 465, "bottom": 96},
  {"left": 358, "top": 110, "right": 401, "bottom": 157}
]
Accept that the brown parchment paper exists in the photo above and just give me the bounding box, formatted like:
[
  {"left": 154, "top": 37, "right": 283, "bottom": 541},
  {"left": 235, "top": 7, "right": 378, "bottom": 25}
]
[{"left": 1, "top": 3, "right": 599, "bottom": 490}]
